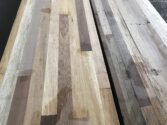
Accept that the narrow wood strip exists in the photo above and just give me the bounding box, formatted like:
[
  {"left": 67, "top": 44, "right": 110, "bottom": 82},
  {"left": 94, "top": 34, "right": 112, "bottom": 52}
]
[
  {"left": 84, "top": 0, "right": 111, "bottom": 89},
  {"left": 7, "top": 72, "right": 31, "bottom": 125},
  {"left": 80, "top": 52, "right": 105, "bottom": 125},
  {"left": 56, "top": 14, "right": 72, "bottom": 124},
  {"left": 70, "top": 0, "right": 88, "bottom": 119},
  {"left": 84, "top": 1, "right": 119, "bottom": 124},
  {"left": 75, "top": 0, "right": 92, "bottom": 51},
  {"left": 90, "top": 0, "right": 112, "bottom": 35},
  {"left": 23, "top": 3, "right": 50, "bottom": 124},
  {"left": 100, "top": 89, "right": 120, "bottom": 125},
  {"left": 42, "top": 0, "right": 59, "bottom": 116}
]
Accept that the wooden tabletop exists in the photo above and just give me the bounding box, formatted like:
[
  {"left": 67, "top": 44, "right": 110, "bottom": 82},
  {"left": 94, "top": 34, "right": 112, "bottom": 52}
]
[{"left": 0, "top": 0, "right": 119, "bottom": 125}]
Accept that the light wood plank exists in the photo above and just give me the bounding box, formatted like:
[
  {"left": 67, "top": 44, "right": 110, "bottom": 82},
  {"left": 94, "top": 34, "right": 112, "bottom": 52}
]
[
  {"left": 42, "top": 0, "right": 59, "bottom": 116},
  {"left": 23, "top": 0, "right": 51, "bottom": 124}
]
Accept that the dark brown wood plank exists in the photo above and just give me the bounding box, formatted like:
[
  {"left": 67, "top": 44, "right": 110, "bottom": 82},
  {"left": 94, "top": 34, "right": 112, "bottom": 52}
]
[
  {"left": 56, "top": 14, "right": 72, "bottom": 124},
  {"left": 75, "top": 0, "right": 92, "bottom": 51},
  {"left": 40, "top": 115, "right": 58, "bottom": 125},
  {"left": 7, "top": 73, "right": 31, "bottom": 125}
]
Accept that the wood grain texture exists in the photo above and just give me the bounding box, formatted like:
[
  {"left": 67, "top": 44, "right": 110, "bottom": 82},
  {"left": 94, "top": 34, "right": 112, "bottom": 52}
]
[
  {"left": 0, "top": 0, "right": 28, "bottom": 87},
  {"left": 2, "top": 0, "right": 167, "bottom": 124},
  {"left": 0, "top": 0, "right": 36, "bottom": 124},
  {"left": 23, "top": 1, "right": 50, "bottom": 124},
  {"left": 42, "top": 0, "right": 59, "bottom": 116},
  {"left": 0, "top": 0, "right": 119, "bottom": 125},
  {"left": 91, "top": 0, "right": 167, "bottom": 124},
  {"left": 1, "top": 0, "right": 167, "bottom": 124},
  {"left": 75, "top": 0, "right": 92, "bottom": 51}
]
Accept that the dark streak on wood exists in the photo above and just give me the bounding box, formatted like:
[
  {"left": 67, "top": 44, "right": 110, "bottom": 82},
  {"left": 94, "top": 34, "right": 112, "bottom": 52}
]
[
  {"left": 75, "top": 0, "right": 92, "bottom": 51},
  {"left": 102, "top": 0, "right": 151, "bottom": 107},
  {"left": 128, "top": 61, "right": 151, "bottom": 107},
  {"left": 7, "top": 74, "right": 31, "bottom": 125},
  {"left": 40, "top": 115, "right": 58, "bottom": 125},
  {"left": 56, "top": 15, "right": 72, "bottom": 124},
  {"left": 41, "top": 8, "right": 51, "bottom": 14}
]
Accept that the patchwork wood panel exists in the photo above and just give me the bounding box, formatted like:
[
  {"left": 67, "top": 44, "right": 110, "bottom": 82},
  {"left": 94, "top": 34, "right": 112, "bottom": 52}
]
[
  {"left": 0, "top": 0, "right": 119, "bottom": 125},
  {"left": 91, "top": 0, "right": 167, "bottom": 124}
]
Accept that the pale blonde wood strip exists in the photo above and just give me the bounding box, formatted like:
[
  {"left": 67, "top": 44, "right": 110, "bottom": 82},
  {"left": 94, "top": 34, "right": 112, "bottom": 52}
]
[
  {"left": 56, "top": 14, "right": 72, "bottom": 125},
  {"left": 59, "top": 0, "right": 69, "bottom": 15},
  {"left": 69, "top": 0, "right": 88, "bottom": 119},
  {"left": 80, "top": 51, "right": 105, "bottom": 125},
  {"left": 100, "top": 89, "right": 120, "bottom": 125},
  {"left": 42, "top": 0, "right": 59, "bottom": 116},
  {"left": 23, "top": 1, "right": 51, "bottom": 124},
  {"left": 84, "top": 0, "right": 120, "bottom": 124},
  {"left": 84, "top": 0, "right": 111, "bottom": 89}
]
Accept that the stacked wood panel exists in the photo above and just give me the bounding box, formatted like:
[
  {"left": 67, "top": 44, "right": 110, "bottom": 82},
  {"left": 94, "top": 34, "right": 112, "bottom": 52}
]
[
  {"left": 91, "top": 0, "right": 167, "bottom": 124},
  {"left": 0, "top": 0, "right": 119, "bottom": 125},
  {"left": 1, "top": 0, "right": 167, "bottom": 124}
]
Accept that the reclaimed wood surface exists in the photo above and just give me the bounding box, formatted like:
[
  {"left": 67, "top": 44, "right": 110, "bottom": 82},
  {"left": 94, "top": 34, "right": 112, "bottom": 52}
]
[
  {"left": 0, "top": 0, "right": 28, "bottom": 86},
  {"left": 91, "top": 0, "right": 167, "bottom": 125},
  {"left": 0, "top": 0, "right": 119, "bottom": 125}
]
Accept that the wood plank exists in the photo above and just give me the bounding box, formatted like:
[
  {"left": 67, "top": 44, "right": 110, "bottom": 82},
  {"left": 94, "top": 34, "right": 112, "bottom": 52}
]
[
  {"left": 85, "top": 0, "right": 111, "bottom": 89},
  {"left": 42, "top": 0, "right": 59, "bottom": 116},
  {"left": 70, "top": 0, "right": 88, "bottom": 119},
  {"left": 0, "top": 0, "right": 120, "bottom": 125},
  {"left": 22, "top": 0, "right": 51, "bottom": 124},
  {"left": 54, "top": 13, "right": 72, "bottom": 125},
  {"left": 91, "top": 0, "right": 167, "bottom": 124},
  {"left": 75, "top": 0, "right": 92, "bottom": 51},
  {"left": 84, "top": 0, "right": 119, "bottom": 124}
]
